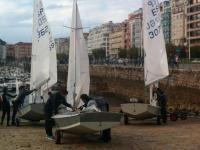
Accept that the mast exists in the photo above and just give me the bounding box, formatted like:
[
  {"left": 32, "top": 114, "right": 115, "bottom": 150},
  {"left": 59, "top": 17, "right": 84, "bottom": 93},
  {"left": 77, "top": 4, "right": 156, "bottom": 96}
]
[{"left": 73, "top": 0, "right": 77, "bottom": 106}]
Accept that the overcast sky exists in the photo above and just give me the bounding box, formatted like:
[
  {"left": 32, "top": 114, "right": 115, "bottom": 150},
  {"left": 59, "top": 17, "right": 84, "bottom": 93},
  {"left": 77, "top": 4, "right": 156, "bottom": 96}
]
[{"left": 0, "top": 0, "right": 163, "bottom": 44}]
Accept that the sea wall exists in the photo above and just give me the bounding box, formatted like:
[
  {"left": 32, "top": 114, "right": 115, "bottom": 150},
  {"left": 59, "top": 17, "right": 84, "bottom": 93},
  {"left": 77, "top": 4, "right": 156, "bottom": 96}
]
[{"left": 58, "top": 65, "right": 200, "bottom": 109}]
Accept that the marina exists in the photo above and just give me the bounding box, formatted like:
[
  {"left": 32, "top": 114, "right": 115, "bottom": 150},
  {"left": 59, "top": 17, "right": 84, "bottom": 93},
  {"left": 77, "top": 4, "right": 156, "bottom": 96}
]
[{"left": 0, "top": 0, "right": 200, "bottom": 149}]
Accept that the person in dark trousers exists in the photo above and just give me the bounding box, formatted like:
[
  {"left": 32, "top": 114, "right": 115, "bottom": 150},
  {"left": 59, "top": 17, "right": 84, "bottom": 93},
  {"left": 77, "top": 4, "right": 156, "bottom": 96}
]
[
  {"left": 80, "top": 94, "right": 111, "bottom": 142},
  {"left": 155, "top": 88, "right": 167, "bottom": 124},
  {"left": 44, "top": 92, "right": 55, "bottom": 140},
  {"left": 44, "top": 89, "right": 72, "bottom": 140},
  {"left": 12, "top": 86, "right": 36, "bottom": 125},
  {"left": 1, "top": 87, "right": 16, "bottom": 126}
]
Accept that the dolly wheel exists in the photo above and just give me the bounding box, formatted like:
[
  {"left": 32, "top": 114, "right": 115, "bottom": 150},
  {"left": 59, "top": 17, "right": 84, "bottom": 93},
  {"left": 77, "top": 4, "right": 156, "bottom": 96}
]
[
  {"left": 16, "top": 118, "right": 20, "bottom": 127},
  {"left": 124, "top": 114, "right": 129, "bottom": 125},
  {"left": 180, "top": 113, "right": 187, "bottom": 120},
  {"left": 55, "top": 130, "right": 61, "bottom": 144},
  {"left": 170, "top": 113, "right": 178, "bottom": 121}
]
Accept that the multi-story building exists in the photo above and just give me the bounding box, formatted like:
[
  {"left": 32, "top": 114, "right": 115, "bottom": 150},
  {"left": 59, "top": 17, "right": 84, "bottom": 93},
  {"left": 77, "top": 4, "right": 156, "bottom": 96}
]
[
  {"left": 0, "top": 39, "right": 6, "bottom": 61},
  {"left": 14, "top": 42, "right": 32, "bottom": 60},
  {"left": 109, "top": 23, "right": 125, "bottom": 58},
  {"left": 87, "top": 21, "right": 115, "bottom": 56},
  {"left": 55, "top": 38, "right": 70, "bottom": 55},
  {"left": 6, "top": 44, "right": 15, "bottom": 59},
  {"left": 160, "top": 0, "right": 171, "bottom": 44},
  {"left": 187, "top": 0, "right": 200, "bottom": 47},
  {"left": 171, "top": 0, "right": 187, "bottom": 46},
  {"left": 123, "top": 20, "right": 131, "bottom": 50},
  {"left": 129, "top": 8, "right": 143, "bottom": 49}
]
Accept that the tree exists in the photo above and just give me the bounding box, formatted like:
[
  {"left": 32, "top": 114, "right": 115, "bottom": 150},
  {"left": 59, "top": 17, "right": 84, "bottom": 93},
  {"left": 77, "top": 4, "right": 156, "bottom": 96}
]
[
  {"left": 118, "top": 49, "right": 127, "bottom": 58},
  {"left": 92, "top": 48, "right": 106, "bottom": 60},
  {"left": 57, "top": 53, "right": 68, "bottom": 64},
  {"left": 127, "top": 47, "right": 139, "bottom": 59},
  {"left": 166, "top": 43, "right": 176, "bottom": 59},
  {"left": 191, "top": 46, "right": 200, "bottom": 58}
]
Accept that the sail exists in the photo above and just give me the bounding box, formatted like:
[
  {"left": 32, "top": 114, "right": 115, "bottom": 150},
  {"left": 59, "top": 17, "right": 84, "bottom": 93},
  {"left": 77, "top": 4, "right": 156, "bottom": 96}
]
[
  {"left": 67, "top": 0, "right": 90, "bottom": 107},
  {"left": 30, "top": 0, "right": 57, "bottom": 103},
  {"left": 143, "top": 0, "right": 169, "bottom": 86}
]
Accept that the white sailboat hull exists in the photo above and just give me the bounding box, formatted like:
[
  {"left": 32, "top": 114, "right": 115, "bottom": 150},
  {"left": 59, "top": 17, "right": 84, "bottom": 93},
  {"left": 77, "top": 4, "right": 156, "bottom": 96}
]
[
  {"left": 121, "top": 103, "right": 160, "bottom": 120},
  {"left": 52, "top": 112, "right": 121, "bottom": 134},
  {"left": 18, "top": 103, "right": 45, "bottom": 121}
]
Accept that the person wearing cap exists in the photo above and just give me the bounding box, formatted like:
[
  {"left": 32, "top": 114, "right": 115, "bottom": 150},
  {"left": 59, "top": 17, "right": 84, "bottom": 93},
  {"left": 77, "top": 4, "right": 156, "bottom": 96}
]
[{"left": 1, "top": 87, "right": 16, "bottom": 126}]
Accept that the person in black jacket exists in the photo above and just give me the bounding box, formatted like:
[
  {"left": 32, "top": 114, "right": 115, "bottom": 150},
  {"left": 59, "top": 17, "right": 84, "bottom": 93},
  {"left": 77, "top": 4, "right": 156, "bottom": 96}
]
[
  {"left": 54, "top": 89, "right": 72, "bottom": 114},
  {"left": 1, "top": 87, "right": 16, "bottom": 126},
  {"left": 44, "top": 89, "right": 72, "bottom": 140},
  {"left": 12, "top": 86, "right": 36, "bottom": 125},
  {"left": 156, "top": 88, "right": 167, "bottom": 124},
  {"left": 44, "top": 92, "right": 55, "bottom": 139}
]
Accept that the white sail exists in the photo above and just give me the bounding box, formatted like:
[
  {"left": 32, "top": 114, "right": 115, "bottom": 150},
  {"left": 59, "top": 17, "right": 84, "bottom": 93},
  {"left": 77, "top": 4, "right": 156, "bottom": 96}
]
[
  {"left": 30, "top": 0, "right": 57, "bottom": 103},
  {"left": 67, "top": 0, "right": 90, "bottom": 107},
  {"left": 143, "top": 0, "right": 169, "bottom": 86}
]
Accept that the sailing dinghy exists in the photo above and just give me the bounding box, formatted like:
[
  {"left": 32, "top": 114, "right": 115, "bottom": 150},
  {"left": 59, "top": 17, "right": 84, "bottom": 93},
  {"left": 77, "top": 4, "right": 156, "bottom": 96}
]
[
  {"left": 52, "top": 0, "right": 121, "bottom": 144},
  {"left": 17, "top": 0, "right": 57, "bottom": 124},
  {"left": 121, "top": 0, "right": 169, "bottom": 124}
]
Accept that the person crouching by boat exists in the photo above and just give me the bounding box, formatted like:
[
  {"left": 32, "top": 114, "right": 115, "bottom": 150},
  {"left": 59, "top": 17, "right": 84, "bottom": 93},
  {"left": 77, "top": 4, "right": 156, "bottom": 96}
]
[
  {"left": 155, "top": 88, "right": 167, "bottom": 124},
  {"left": 44, "top": 92, "right": 55, "bottom": 140},
  {"left": 11, "top": 86, "right": 36, "bottom": 126},
  {"left": 79, "top": 94, "right": 111, "bottom": 142},
  {"left": 1, "top": 87, "right": 16, "bottom": 126}
]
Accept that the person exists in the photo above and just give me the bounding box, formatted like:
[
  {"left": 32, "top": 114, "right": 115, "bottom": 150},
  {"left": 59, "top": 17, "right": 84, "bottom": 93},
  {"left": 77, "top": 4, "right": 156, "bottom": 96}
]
[
  {"left": 44, "top": 88, "right": 72, "bottom": 140},
  {"left": 1, "top": 87, "right": 16, "bottom": 126},
  {"left": 44, "top": 92, "right": 55, "bottom": 140},
  {"left": 155, "top": 88, "right": 167, "bottom": 124},
  {"left": 11, "top": 86, "right": 36, "bottom": 125},
  {"left": 0, "top": 95, "right": 2, "bottom": 111},
  {"left": 79, "top": 94, "right": 111, "bottom": 142},
  {"left": 54, "top": 89, "right": 72, "bottom": 114}
]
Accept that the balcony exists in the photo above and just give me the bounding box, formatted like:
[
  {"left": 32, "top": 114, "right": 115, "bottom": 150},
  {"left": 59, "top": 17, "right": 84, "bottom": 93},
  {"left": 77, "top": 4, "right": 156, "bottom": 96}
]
[
  {"left": 187, "top": 27, "right": 200, "bottom": 32},
  {"left": 187, "top": 2, "right": 200, "bottom": 8},
  {"left": 188, "top": 35, "right": 200, "bottom": 40}
]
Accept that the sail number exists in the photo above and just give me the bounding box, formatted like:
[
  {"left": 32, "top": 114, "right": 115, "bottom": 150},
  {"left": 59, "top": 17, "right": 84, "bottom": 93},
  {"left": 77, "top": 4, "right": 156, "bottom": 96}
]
[
  {"left": 146, "top": 0, "right": 161, "bottom": 39},
  {"left": 37, "top": 26, "right": 48, "bottom": 39},
  {"left": 148, "top": 25, "right": 161, "bottom": 39}
]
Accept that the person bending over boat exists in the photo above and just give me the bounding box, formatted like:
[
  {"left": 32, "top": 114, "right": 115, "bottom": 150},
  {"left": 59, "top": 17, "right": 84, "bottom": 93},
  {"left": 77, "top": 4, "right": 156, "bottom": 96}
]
[
  {"left": 79, "top": 94, "right": 111, "bottom": 142},
  {"left": 1, "top": 87, "right": 16, "bottom": 126},
  {"left": 11, "top": 86, "right": 36, "bottom": 125},
  {"left": 44, "top": 89, "right": 73, "bottom": 140},
  {"left": 54, "top": 89, "right": 73, "bottom": 114}
]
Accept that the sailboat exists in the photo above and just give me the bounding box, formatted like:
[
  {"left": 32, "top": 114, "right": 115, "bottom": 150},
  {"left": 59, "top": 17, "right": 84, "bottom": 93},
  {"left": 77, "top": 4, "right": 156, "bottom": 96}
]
[
  {"left": 121, "top": 0, "right": 169, "bottom": 123},
  {"left": 52, "top": 0, "right": 121, "bottom": 143},
  {"left": 17, "top": 0, "right": 57, "bottom": 123}
]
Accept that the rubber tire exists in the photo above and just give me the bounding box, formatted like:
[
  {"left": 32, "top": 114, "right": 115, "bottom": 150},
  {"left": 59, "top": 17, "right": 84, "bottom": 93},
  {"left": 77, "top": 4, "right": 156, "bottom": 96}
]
[
  {"left": 55, "top": 130, "right": 61, "bottom": 144},
  {"left": 124, "top": 114, "right": 129, "bottom": 125},
  {"left": 170, "top": 113, "right": 178, "bottom": 121}
]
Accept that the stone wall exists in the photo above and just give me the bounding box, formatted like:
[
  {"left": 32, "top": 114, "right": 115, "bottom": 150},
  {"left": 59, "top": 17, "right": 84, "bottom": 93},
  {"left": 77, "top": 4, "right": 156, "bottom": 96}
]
[{"left": 58, "top": 65, "right": 200, "bottom": 109}]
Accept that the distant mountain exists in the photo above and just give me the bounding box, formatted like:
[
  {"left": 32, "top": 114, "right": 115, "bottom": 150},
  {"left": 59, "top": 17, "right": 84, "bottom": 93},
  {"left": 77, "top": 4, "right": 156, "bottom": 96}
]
[{"left": 0, "top": 39, "right": 6, "bottom": 45}]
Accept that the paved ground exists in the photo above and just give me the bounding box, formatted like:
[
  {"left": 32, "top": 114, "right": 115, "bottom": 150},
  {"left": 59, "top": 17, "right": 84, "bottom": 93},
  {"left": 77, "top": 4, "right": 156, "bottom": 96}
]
[{"left": 0, "top": 116, "right": 199, "bottom": 150}]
